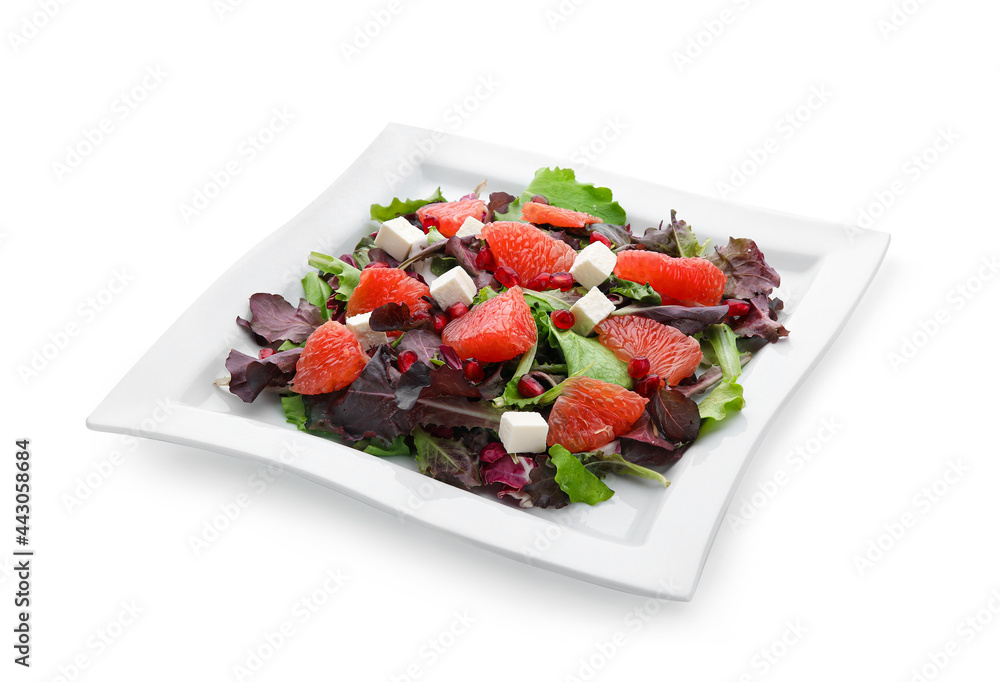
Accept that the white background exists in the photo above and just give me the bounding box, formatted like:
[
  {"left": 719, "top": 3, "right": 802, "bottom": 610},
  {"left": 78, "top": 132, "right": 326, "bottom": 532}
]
[{"left": 3, "top": 0, "right": 999, "bottom": 680}]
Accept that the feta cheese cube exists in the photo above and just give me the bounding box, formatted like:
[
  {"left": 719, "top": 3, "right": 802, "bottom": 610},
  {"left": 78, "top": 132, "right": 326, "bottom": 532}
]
[
  {"left": 454, "top": 216, "right": 484, "bottom": 239},
  {"left": 569, "top": 287, "right": 616, "bottom": 337},
  {"left": 570, "top": 240, "right": 616, "bottom": 289},
  {"left": 429, "top": 266, "right": 477, "bottom": 310},
  {"left": 346, "top": 312, "right": 388, "bottom": 350},
  {"left": 499, "top": 411, "right": 549, "bottom": 454},
  {"left": 375, "top": 216, "right": 427, "bottom": 261}
]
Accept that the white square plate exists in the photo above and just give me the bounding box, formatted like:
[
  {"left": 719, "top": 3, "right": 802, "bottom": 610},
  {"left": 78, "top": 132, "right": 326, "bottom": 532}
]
[{"left": 87, "top": 124, "right": 888, "bottom": 600}]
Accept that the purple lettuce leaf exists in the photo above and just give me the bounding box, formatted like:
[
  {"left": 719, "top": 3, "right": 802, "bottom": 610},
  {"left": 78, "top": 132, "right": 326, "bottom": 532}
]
[
  {"left": 410, "top": 396, "right": 504, "bottom": 432},
  {"left": 305, "top": 346, "right": 411, "bottom": 444},
  {"left": 225, "top": 348, "right": 302, "bottom": 403},
  {"left": 730, "top": 294, "right": 789, "bottom": 343},
  {"left": 368, "top": 303, "right": 432, "bottom": 333},
  {"left": 619, "top": 413, "right": 683, "bottom": 467},
  {"left": 612, "top": 304, "right": 728, "bottom": 336},
  {"left": 413, "top": 427, "right": 481, "bottom": 490},
  {"left": 574, "top": 222, "right": 632, "bottom": 249},
  {"left": 518, "top": 454, "right": 570, "bottom": 509},
  {"left": 648, "top": 387, "right": 701, "bottom": 443},
  {"left": 482, "top": 454, "right": 537, "bottom": 488},
  {"left": 237, "top": 293, "right": 323, "bottom": 344},
  {"left": 632, "top": 210, "right": 708, "bottom": 258},
  {"left": 707, "top": 238, "right": 781, "bottom": 299},
  {"left": 395, "top": 330, "right": 443, "bottom": 367},
  {"left": 486, "top": 191, "right": 517, "bottom": 222},
  {"left": 547, "top": 230, "right": 584, "bottom": 250},
  {"left": 445, "top": 235, "right": 487, "bottom": 278},
  {"left": 396, "top": 361, "right": 481, "bottom": 411}
]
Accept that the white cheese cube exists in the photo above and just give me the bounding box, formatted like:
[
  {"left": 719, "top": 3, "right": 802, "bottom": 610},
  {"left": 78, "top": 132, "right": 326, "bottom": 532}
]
[
  {"left": 429, "top": 266, "right": 477, "bottom": 310},
  {"left": 569, "top": 287, "right": 616, "bottom": 336},
  {"left": 346, "top": 312, "right": 388, "bottom": 350},
  {"left": 454, "top": 216, "right": 484, "bottom": 239},
  {"left": 570, "top": 240, "right": 616, "bottom": 289},
  {"left": 375, "top": 216, "right": 427, "bottom": 261},
  {"left": 499, "top": 411, "right": 549, "bottom": 454}
]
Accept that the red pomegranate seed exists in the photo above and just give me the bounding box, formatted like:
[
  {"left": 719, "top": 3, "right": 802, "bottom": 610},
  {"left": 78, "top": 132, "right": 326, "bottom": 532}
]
[
  {"left": 369, "top": 231, "right": 379, "bottom": 239},
  {"left": 550, "top": 272, "right": 574, "bottom": 291},
  {"left": 494, "top": 266, "right": 521, "bottom": 288},
  {"left": 421, "top": 214, "right": 439, "bottom": 232},
  {"left": 517, "top": 374, "right": 545, "bottom": 398},
  {"left": 432, "top": 312, "right": 449, "bottom": 334},
  {"left": 628, "top": 356, "right": 651, "bottom": 379},
  {"left": 364, "top": 261, "right": 390, "bottom": 269},
  {"left": 397, "top": 350, "right": 418, "bottom": 373},
  {"left": 447, "top": 302, "right": 469, "bottom": 319},
  {"left": 463, "top": 359, "right": 485, "bottom": 383},
  {"left": 634, "top": 374, "right": 661, "bottom": 399},
  {"left": 524, "top": 272, "right": 552, "bottom": 290},
  {"left": 726, "top": 299, "right": 751, "bottom": 316},
  {"left": 259, "top": 348, "right": 276, "bottom": 359},
  {"left": 412, "top": 310, "right": 431, "bottom": 322},
  {"left": 475, "top": 246, "right": 496, "bottom": 271},
  {"left": 480, "top": 442, "right": 507, "bottom": 463},
  {"left": 439, "top": 345, "right": 462, "bottom": 370},
  {"left": 589, "top": 232, "right": 613, "bottom": 247},
  {"left": 551, "top": 309, "right": 575, "bottom": 330}
]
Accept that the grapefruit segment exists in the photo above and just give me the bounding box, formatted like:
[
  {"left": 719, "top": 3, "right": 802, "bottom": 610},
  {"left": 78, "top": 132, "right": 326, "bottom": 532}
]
[
  {"left": 614, "top": 250, "right": 726, "bottom": 306},
  {"left": 480, "top": 221, "right": 576, "bottom": 283},
  {"left": 440, "top": 286, "right": 537, "bottom": 362},
  {"left": 346, "top": 267, "right": 432, "bottom": 318},
  {"left": 546, "top": 376, "right": 648, "bottom": 452},
  {"left": 595, "top": 315, "right": 702, "bottom": 386},
  {"left": 416, "top": 200, "right": 487, "bottom": 237},
  {"left": 293, "top": 321, "right": 369, "bottom": 394},
  {"left": 522, "top": 202, "right": 600, "bottom": 228}
]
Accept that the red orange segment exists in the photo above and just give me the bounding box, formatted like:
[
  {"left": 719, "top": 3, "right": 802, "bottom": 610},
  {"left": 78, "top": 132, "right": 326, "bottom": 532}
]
[
  {"left": 440, "top": 286, "right": 537, "bottom": 363},
  {"left": 292, "top": 321, "right": 369, "bottom": 394},
  {"left": 346, "top": 268, "right": 432, "bottom": 318},
  {"left": 595, "top": 315, "right": 702, "bottom": 386},
  {"left": 416, "top": 199, "right": 487, "bottom": 237},
  {"left": 546, "top": 376, "right": 648, "bottom": 452},
  {"left": 521, "top": 201, "right": 600, "bottom": 228},
  {"left": 480, "top": 221, "right": 576, "bottom": 283},
  {"left": 614, "top": 250, "right": 726, "bottom": 307}
]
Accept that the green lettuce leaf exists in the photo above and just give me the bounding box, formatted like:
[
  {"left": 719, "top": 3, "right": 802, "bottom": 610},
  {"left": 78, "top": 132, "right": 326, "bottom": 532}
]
[
  {"left": 497, "top": 167, "right": 627, "bottom": 225},
  {"left": 281, "top": 395, "right": 308, "bottom": 430},
  {"left": 302, "top": 271, "right": 333, "bottom": 319},
  {"left": 363, "top": 435, "right": 411, "bottom": 457},
  {"left": 549, "top": 445, "right": 614, "bottom": 505},
  {"left": 704, "top": 323, "right": 742, "bottom": 380},
  {"left": 608, "top": 275, "right": 661, "bottom": 304},
  {"left": 413, "top": 427, "right": 481, "bottom": 490},
  {"left": 307, "top": 252, "right": 362, "bottom": 301},
  {"left": 580, "top": 451, "right": 670, "bottom": 488},
  {"left": 549, "top": 321, "right": 632, "bottom": 389},
  {"left": 698, "top": 378, "right": 745, "bottom": 422},
  {"left": 370, "top": 188, "right": 446, "bottom": 222}
]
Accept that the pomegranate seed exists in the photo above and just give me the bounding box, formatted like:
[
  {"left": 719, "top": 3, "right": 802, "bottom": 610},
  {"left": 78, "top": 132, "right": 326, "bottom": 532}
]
[
  {"left": 463, "top": 359, "right": 485, "bottom": 383},
  {"left": 530, "top": 194, "right": 549, "bottom": 205},
  {"left": 421, "top": 214, "right": 439, "bottom": 231},
  {"left": 480, "top": 442, "right": 507, "bottom": 463},
  {"left": 369, "top": 231, "right": 379, "bottom": 239},
  {"left": 634, "top": 374, "right": 661, "bottom": 399},
  {"left": 550, "top": 272, "right": 574, "bottom": 291},
  {"left": 551, "top": 309, "right": 575, "bottom": 330},
  {"left": 628, "top": 356, "right": 651, "bottom": 379},
  {"left": 364, "top": 261, "right": 390, "bottom": 269},
  {"left": 259, "top": 348, "right": 276, "bottom": 359},
  {"left": 524, "top": 272, "right": 552, "bottom": 290},
  {"left": 517, "top": 374, "right": 545, "bottom": 398},
  {"left": 494, "top": 266, "right": 521, "bottom": 288},
  {"left": 726, "top": 299, "right": 751, "bottom": 316},
  {"left": 589, "top": 232, "right": 612, "bottom": 247},
  {"left": 412, "top": 310, "right": 431, "bottom": 322},
  {"left": 475, "top": 247, "right": 496, "bottom": 271},
  {"left": 432, "top": 312, "right": 449, "bottom": 334},
  {"left": 439, "top": 345, "right": 462, "bottom": 370},
  {"left": 398, "top": 350, "right": 418, "bottom": 373},
  {"left": 447, "top": 302, "right": 469, "bottom": 319}
]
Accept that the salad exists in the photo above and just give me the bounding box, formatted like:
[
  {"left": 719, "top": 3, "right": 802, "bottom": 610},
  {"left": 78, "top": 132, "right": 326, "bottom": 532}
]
[{"left": 223, "top": 167, "right": 788, "bottom": 509}]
